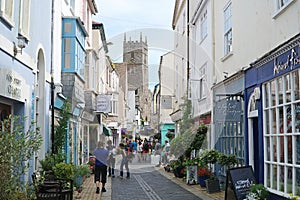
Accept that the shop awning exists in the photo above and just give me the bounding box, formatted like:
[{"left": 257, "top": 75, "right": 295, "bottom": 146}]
[{"left": 103, "top": 124, "right": 112, "bottom": 136}]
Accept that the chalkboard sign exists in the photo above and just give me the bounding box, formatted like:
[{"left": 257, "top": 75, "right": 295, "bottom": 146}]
[{"left": 225, "top": 166, "right": 256, "bottom": 200}]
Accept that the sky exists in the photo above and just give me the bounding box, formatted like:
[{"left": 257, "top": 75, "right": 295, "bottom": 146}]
[{"left": 94, "top": 0, "right": 176, "bottom": 91}]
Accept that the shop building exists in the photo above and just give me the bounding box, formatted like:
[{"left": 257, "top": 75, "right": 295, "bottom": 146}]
[{"left": 245, "top": 33, "right": 300, "bottom": 199}]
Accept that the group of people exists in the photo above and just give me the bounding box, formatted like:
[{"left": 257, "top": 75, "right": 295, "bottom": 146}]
[
  {"left": 92, "top": 138, "right": 171, "bottom": 194},
  {"left": 93, "top": 140, "right": 130, "bottom": 194}
]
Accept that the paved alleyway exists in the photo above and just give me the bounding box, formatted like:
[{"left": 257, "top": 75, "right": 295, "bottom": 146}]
[{"left": 78, "top": 157, "right": 225, "bottom": 200}]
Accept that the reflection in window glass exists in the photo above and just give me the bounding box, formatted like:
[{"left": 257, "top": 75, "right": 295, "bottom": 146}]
[
  {"left": 279, "top": 106, "right": 283, "bottom": 133},
  {"left": 264, "top": 83, "right": 270, "bottom": 108},
  {"left": 265, "top": 110, "right": 270, "bottom": 134},
  {"left": 266, "top": 164, "right": 270, "bottom": 187},
  {"left": 279, "top": 166, "right": 284, "bottom": 192},
  {"left": 296, "top": 135, "right": 300, "bottom": 164},
  {"left": 278, "top": 77, "right": 283, "bottom": 104},
  {"left": 271, "top": 108, "right": 277, "bottom": 134},
  {"left": 266, "top": 137, "right": 270, "bottom": 161},
  {"left": 287, "top": 166, "right": 293, "bottom": 193},
  {"left": 296, "top": 168, "right": 300, "bottom": 196},
  {"left": 272, "top": 165, "right": 277, "bottom": 190},
  {"left": 287, "top": 135, "right": 292, "bottom": 164},
  {"left": 279, "top": 136, "right": 284, "bottom": 163},
  {"left": 271, "top": 80, "right": 276, "bottom": 106},
  {"left": 272, "top": 136, "right": 277, "bottom": 162},
  {"left": 285, "top": 74, "right": 291, "bottom": 103},
  {"left": 293, "top": 71, "right": 300, "bottom": 100},
  {"left": 295, "top": 103, "right": 300, "bottom": 132}
]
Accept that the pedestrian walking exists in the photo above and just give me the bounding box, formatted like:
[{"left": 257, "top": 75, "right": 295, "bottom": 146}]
[
  {"left": 106, "top": 140, "right": 116, "bottom": 178},
  {"left": 162, "top": 140, "right": 170, "bottom": 165},
  {"left": 117, "top": 143, "right": 130, "bottom": 179},
  {"left": 142, "top": 138, "right": 149, "bottom": 161},
  {"left": 94, "top": 141, "right": 109, "bottom": 194},
  {"left": 137, "top": 140, "right": 143, "bottom": 162}
]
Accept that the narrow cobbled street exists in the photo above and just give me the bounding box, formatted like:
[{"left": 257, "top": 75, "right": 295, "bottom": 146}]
[{"left": 112, "top": 166, "right": 201, "bottom": 200}]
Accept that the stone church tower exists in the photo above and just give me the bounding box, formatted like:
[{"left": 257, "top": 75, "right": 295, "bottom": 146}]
[{"left": 123, "top": 33, "right": 151, "bottom": 124}]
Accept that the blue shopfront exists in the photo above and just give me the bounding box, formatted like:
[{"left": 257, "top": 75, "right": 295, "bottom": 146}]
[{"left": 245, "top": 33, "right": 300, "bottom": 199}]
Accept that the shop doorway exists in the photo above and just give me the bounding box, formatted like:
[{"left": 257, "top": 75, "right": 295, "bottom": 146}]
[
  {"left": 0, "top": 103, "right": 11, "bottom": 130},
  {"left": 248, "top": 92, "right": 260, "bottom": 180}
]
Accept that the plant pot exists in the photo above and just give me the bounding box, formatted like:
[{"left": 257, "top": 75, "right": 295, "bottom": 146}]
[
  {"left": 205, "top": 179, "right": 220, "bottom": 193},
  {"left": 197, "top": 176, "right": 209, "bottom": 187},
  {"left": 173, "top": 166, "right": 185, "bottom": 178}
]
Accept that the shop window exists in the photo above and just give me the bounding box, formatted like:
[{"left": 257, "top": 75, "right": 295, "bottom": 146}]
[{"left": 263, "top": 69, "right": 300, "bottom": 196}]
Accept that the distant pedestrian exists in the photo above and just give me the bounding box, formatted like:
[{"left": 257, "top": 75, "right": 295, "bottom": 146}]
[
  {"left": 162, "top": 140, "right": 170, "bottom": 165},
  {"left": 94, "top": 141, "right": 109, "bottom": 193},
  {"left": 142, "top": 138, "right": 149, "bottom": 161},
  {"left": 117, "top": 143, "right": 130, "bottom": 179},
  {"left": 137, "top": 140, "right": 143, "bottom": 162},
  {"left": 154, "top": 139, "right": 161, "bottom": 155},
  {"left": 106, "top": 140, "right": 116, "bottom": 178}
]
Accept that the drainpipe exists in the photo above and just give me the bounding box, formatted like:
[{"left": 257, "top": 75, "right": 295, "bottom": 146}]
[
  {"left": 50, "top": 0, "right": 55, "bottom": 155},
  {"left": 187, "top": 0, "right": 190, "bottom": 98}
]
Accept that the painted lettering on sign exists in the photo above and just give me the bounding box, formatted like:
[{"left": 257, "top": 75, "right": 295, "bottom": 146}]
[
  {"left": 274, "top": 47, "right": 300, "bottom": 75},
  {"left": 6, "top": 73, "right": 22, "bottom": 99}
]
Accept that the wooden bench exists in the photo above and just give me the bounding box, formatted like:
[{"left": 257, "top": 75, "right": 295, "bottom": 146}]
[{"left": 32, "top": 172, "right": 73, "bottom": 200}]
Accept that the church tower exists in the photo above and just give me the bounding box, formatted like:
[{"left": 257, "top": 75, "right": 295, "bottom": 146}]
[{"left": 123, "top": 32, "right": 150, "bottom": 124}]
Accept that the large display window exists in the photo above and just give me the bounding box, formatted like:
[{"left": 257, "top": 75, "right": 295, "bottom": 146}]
[{"left": 263, "top": 69, "right": 300, "bottom": 196}]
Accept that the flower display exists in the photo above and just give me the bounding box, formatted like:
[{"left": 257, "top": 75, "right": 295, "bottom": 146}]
[{"left": 197, "top": 166, "right": 212, "bottom": 177}]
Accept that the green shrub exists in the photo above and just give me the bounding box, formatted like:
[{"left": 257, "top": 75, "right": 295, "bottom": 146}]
[
  {"left": 53, "top": 162, "right": 74, "bottom": 179},
  {"left": 0, "top": 115, "right": 42, "bottom": 200}
]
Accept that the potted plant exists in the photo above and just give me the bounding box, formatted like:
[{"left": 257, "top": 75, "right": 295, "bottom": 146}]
[
  {"left": 205, "top": 173, "right": 220, "bottom": 193},
  {"left": 245, "top": 184, "right": 269, "bottom": 200},
  {"left": 170, "top": 159, "right": 185, "bottom": 178},
  {"left": 197, "top": 165, "right": 212, "bottom": 187},
  {"left": 218, "top": 153, "right": 238, "bottom": 169}
]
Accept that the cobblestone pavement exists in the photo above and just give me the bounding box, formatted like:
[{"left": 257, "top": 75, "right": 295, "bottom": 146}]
[{"left": 78, "top": 156, "right": 225, "bottom": 200}]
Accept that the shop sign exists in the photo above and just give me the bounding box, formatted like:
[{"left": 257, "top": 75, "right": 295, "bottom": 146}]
[
  {"left": 0, "top": 68, "right": 25, "bottom": 101},
  {"left": 96, "top": 94, "right": 111, "bottom": 113},
  {"left": 274, "top": 46, "right": 300, "bottom": 75},
  {"left": 215, "top": 99, "right": 242, "bottom": 122}
]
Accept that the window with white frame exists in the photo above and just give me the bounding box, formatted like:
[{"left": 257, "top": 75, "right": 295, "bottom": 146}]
[
  {"left": 224, "top": 2, "right": 232, "bottom": 55},
  {"left": 110, "top": 94, "right": 118, "bottom": 115},
  {"left": 0, "top": 0, "right": 14, "bottom": 26},
  {"left": 263, "top": 69, "right": 300, "bottom": 196},
  {"left": 277, "top": 0, "right": 292, "bottom": 10},
  {"left": 200, "top": 9, "right": 207, "bottom": 41},
  {"left": 19, "top": 0, "right": 30, "bottom": 38},
  {"left": 199, "top": 65, "right": 206, "bottom": 99}
]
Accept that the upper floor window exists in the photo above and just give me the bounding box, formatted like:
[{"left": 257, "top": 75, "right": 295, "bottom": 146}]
[
  {"left": 0, "top": 0, "right": 14, "bottom": 26},
  {"left": 277, "top": 0, "right": 291, "bottom": 9},
  {"left": 224, "top": 2, "right": 232, "bottom": 55},
  {"left": 19, "top": 0, "right": 30, "bottom": 39},
  {"left": 200, "top": 9, "right": 207, "bottom": 41},
  {"left": 62, "top": 18, "right": 86, "bottom": 79},
  {"left": 273, "top": 0, "right": 295, "bottom": 17}
]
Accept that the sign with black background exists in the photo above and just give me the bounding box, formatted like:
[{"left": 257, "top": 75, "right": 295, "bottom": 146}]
[{"left": 225, "top": 166, "right": 256, "bottom": 200}]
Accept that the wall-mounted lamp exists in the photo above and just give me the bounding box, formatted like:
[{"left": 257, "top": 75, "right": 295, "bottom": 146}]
[
  {"left": 13, "top": 36, "right": 27, "bottom": 56},
  {"left": 98, "top": 41, "right": 113, "bottom": 52}
]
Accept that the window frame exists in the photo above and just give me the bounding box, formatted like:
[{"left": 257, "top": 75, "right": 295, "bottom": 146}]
[
  {"left": 19, "top": 0, "right": 31, "bottom": 39},
  {"left": 273, "top": 0, "right": 295, "bottom": 18},
  {"left": 200, "top": 9, "right": 208, "bottom": 41},
  {"left": 0, "top": 0, "right": 14, "bottom": 27},
  {"left": 263, "top": 69, "right": 300, "bottom": 196},
  {"left": 223, "top": 2, "right": 232, "bottom": 56}
]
